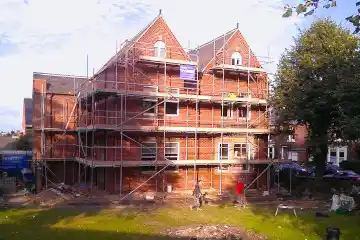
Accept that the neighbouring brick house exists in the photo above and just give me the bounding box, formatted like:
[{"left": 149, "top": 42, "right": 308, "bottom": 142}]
[
  {"left": 22, "top": 98, "right": 33, "bottom": 135},
  {"left": 270, "top": 122, "right": 353, "bottom": 165},
  {"left": 32, "top": 12, "right": 279, "bottom": 194},
  {"left": 32, "top": 72, "right": 87, "bottom": 190}
]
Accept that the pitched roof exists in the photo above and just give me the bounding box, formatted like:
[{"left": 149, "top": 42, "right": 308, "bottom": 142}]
[
  {"left": 95, "top": 12, "right": 190, "bottom": 76},
  {"left": 190, "top": 28, "right": 237, "bottom": 71},
  {"left": 0, "top": 136, "right": 16, "bottom": 150},
  {"left": 33, "top": 72, "right": 87, "bottom": 95},
  {"left": 96, "top": 14, "right": 162, "bottom": 76},
  {"left": 24, "top": 98, "right": 32, "bottom": 126}
]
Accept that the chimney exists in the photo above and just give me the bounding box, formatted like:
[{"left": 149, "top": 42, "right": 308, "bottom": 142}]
[
  {"left": 159, "top": 9, "right": 162, "bottom": 15},
  {"left": 236, "top": 22, "right": 239, "bottom": 29}
]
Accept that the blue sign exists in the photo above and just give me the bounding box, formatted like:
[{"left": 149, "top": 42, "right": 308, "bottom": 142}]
[
  {"left": 180, "top": 65, "right": 196, "bottom": 81},
  {"left": 0, "top": 151, "right": 32, "bottom": 173}
]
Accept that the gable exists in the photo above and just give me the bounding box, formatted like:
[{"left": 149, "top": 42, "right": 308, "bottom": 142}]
[
  {"left": 216, "top": 30, "right": 261, "bottom": 68},
  {"left": 199, "top": 29, "right": 262, "bottom": 72},
  {"left": 133, "top": 16, "right": 189, "bottom": 61}
]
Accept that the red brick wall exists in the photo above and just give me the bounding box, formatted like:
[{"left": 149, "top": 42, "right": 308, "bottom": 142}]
[{"left": 32, "top": 78, "right": 78, "bottom": 161}]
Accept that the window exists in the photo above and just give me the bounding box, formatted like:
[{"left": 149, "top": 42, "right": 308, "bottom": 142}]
[
  {"left": 141, "top": 142, "right": 157, "bottom": 161},
  {"left": 221, "top": 105, "right": 233, "bottom": 118},
  {"left": 238, "top": 106, "right": 250, "bottom": 120},
  {"left": 143, "top": 86, "right": 158, "bottom": 115},
  {"left": 288, "top": 151, "right": 298, "bottom": 161},
  {"left": 287, "top": 134, "right": 295, "bottom": 142},
  {"left": 231, "top": 52, "right": 242, "bottom": 66},
  {"left": 165, "top": 142, "right": 179, "bottom": 161},
  {"left": 269, "top": 144, "right": 275, "bottom": 159},
  {"left": 165, "top": 88, "right": 179, "bottom": 116},
  {"left": 218, "top": 143, "right": 229, "bottom": 160},
  {"left": 153, "top": 41, "right": 166, "bottom": 58},
  {"left": 234, "top": 143, "right": 248, "bottom": 159}
]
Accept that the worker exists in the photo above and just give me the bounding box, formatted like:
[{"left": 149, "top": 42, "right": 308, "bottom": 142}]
[
  {"left": 236, "top": 177, "right": 246, "bottom": 208},
  {"left": 191, "top": 179, "right": 202, "bottom": 210}
]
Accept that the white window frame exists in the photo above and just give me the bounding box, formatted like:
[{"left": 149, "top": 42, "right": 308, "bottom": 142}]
[
  {"left": 165, "top": 88, "right": 179, "bottom": 116},
  {"left": 231, "top": 52, "right": 242, "bottom": 66},
  {"left": 142, "top": 86, "right": 158, "bottom": 116},
  {"left": 218, "top": 143, "right": 230, "bottom": 161},
  {"left": 165, "top": 142, "right": 180, "bottom": 161},
  {"left": 141, "top": 142, "right": 157, "bottom": 161},
  {"left": 287, "top": 134, "right": 295, "bottom": 143},
  {"left": 268, "top": 144, "right": 275, "bottom": 159},
  {"left": 237, "top": 106, "right": 251, "bottom": 121},
  {"left": 153, "top": 41, "right": 166, "bottom": 58},
  {"left": 288, "top": 151, "right": 298, "bottom": 162},
  {"left": 233, "top": 143, "right": 251, "bottom": 160},
  {"left": 221, "top": 104, "right": 233, "bottom": 119},
  {"left": 327, "top": 146, "right": 347, "bottom": 165}
]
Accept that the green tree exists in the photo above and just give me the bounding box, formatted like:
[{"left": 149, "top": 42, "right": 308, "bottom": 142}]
[
  {"left": 272, "top": 19, "right": 360, "bottom": 179},
  {"left": 15, "top": 133, "right": 33, "bottom": 151},
  {"left": 282, "top": 1, "right": 360, "bottom": 33}
]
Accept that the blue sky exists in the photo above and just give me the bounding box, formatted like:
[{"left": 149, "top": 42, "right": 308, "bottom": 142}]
[{"left": 0, "top": 0, "right": 356, "bottom": 131}]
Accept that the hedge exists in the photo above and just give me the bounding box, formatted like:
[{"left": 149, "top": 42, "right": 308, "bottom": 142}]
[{"left": 340, "top": 161, "right": 360, "bottom": 174}]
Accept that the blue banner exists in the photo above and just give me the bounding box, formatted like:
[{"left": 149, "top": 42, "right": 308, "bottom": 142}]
[
  {"left": 0, "top": 151, "right": 32, "bottom": 173},
  {"left": 180, "top": 65, "right": 196, "bottom": 81}
]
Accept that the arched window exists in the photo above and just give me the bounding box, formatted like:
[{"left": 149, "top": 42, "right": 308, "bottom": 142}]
[
  {"left": 153, "top": 41, "right": 166, "bottom": 58},
  {"left": 231, "top": 52, "right": 242, "bottom": 66}
]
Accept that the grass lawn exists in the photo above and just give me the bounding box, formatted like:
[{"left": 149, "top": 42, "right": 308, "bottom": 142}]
[{"left": 0, "top": 205, "right": 359, "bottom": 240}]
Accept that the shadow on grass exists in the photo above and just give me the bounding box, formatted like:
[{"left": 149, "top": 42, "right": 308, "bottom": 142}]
[
  {"left": 249, "top": 204, "right": 360, "bottom": 240},
  {"left": 0, "top": 207, "right": 191, "bottom": 240}
]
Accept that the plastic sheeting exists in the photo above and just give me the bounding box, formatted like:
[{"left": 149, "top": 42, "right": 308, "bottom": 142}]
[{"left": 330, "top": 194, "right": 356, "bottom": 212}]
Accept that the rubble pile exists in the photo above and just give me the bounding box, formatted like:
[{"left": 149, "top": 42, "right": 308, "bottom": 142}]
[
  {"left": 163, "top": 225, "right": 267, "bottom": 240},
  {"left": 31, "top": 183, "right": 91, "bottom": 206}
]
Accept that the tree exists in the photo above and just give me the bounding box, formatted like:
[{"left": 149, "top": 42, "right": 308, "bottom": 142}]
[
  {"left": 272, "top": 19, "right": 360, "bottom": 179},
  {"left": 282, "top": 1, "right": 360, "bottom": 33},
  {"left": 15, "top": 133, "right": 33, "bottom": 151}
]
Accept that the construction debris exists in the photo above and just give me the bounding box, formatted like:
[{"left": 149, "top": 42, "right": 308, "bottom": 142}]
[{"left": 163, "top": 224, "right": 268, "bottom": 240}]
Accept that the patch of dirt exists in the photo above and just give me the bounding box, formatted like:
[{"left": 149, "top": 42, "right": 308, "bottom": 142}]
[{"left": 163, "top": 224, "right": 268, "bottom": 240}]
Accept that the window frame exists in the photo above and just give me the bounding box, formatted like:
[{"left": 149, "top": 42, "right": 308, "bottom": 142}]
[
  {"left": 231, "top": 52, "right": 242, "bottom": 66},
  {"left": 221, "top": 104, "right": 233, "bottom": 119},
  {"left": 233, "top": 143, "right": 251, "bottom": 160},
  {"left": 165, "top": 88, "right": 179, "bottom": 116},
  {"left": 142, "top": 86, "right": 158, "bottom": 116},
  {"left": 218, "top": 143, "right": 230, "bottom": 161},
  {"left": 141, "top": 142, "right": 157, "bottom": 161},
  {"left": 164, "top": 142, "right": 180, "bottom": 161},
  {"left": 153, "top": 41, "right": 166, "bottom": 58},
  {"left": 237, "top": 106, "right": 251, "bottom": 120}
]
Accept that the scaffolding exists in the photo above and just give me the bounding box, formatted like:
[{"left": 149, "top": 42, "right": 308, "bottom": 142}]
[{"left": 35, "top": 24, "right": 283, "bottom": 199}]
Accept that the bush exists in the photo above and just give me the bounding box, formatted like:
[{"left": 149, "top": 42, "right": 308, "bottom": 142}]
[{"left": 340, "top": 161, "right": 360, "bottom": 174}]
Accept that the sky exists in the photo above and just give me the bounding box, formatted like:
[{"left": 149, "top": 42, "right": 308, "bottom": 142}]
[{"left": 0, "top": 0, "right": 356, "bottom": 131}]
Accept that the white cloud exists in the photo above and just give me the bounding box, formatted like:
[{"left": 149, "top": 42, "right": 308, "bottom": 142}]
[{"left": 0, "top": 0, "right": 304, "bottom": 131}]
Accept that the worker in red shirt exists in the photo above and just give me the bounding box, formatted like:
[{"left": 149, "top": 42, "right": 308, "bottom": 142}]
[{"left": 236, "top": 177, "right": 246, "bottom": 208}]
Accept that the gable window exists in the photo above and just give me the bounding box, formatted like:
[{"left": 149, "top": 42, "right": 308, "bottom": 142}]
[
  {"left": 153, "top": 41, "right": 166, "bottom": 58},
  {"left": 218, "top": 143, "right": 230, "bottom": 160},
  {"left": 165, "top": 88, "right": 179, "bottom": 116},
  {"left": 142, "top": 86, "right": 158, "bottom": 116},
  {"left": 231, "top": 52, "right": 242, "bottom": 66},
  {"left": 141, "top": 142, "right": 157, "bottom": 161},
  {"left": 165, "top": 142, "right": 179, "bottom": 161}
]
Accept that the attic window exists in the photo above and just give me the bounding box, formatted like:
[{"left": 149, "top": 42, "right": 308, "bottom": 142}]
[
  {"left": 153, "top": 41, "right": 166, "bottom": 58},
  {"left": 231, "top": 52, "right": 242, "bottom": 66}
]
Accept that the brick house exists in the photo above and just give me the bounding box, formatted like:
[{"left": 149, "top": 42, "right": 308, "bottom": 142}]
[{"left": 32, "top": 12, "right": 277, "bottom": 194}]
